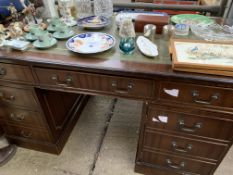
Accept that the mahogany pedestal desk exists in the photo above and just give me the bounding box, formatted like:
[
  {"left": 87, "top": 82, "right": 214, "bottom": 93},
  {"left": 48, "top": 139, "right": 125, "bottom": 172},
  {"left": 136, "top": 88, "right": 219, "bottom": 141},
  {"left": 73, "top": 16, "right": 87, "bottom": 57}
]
[{"left": 0, "top": 33, "right": 232, "bottom": 175}]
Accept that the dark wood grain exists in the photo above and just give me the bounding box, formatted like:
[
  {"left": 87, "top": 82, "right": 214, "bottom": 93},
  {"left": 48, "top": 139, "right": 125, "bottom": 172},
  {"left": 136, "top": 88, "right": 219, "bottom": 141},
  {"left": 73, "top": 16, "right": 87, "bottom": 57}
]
[
  {"left": 0, "top": 107, "right": 46, "bottom": 129},
  {"left": 0, "top": 85, "right": 38, "bottom": 109},
  {"left": 143, "top": 129, "right": 228, "bottom": 162},
  {"left": 34, "top": 67, "right": 156, "bottom": 100},
  {"left": 146, "top": 106, "right": 233, "bottom": 142},
  {"left": 159, "top": 81, "right": 233, "bottom": 110},
  {"left": 140, "top": 150, "right": 216, "bottom": 175},
  {"left": 0, "top": 62, "right": 34, "bottom": 84}
]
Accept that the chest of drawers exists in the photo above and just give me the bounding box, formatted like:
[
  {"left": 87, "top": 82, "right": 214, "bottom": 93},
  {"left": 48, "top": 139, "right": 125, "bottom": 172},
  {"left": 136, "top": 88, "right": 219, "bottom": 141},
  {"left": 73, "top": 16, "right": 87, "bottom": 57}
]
[
  {"left": 0, "top": 62, "right": 88, "bottom": 154},
  {"left": 136, "top": 81, "right": 233, "bottom": 175}
]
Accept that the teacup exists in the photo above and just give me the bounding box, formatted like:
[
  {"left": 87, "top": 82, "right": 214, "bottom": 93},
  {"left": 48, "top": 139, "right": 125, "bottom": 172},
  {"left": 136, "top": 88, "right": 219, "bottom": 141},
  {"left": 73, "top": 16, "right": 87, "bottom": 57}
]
[
  {"left": 29, "top": 24, "right": 42, "bottom": 36},
  {"left": 37, "top": 32, "right": 53, "bottom": 46},
  {"left": 48, "top": 18, "right": 62, "bottom": 30},
  {"left": 55, "top": 23, "right": 70, "bottom": 36}
]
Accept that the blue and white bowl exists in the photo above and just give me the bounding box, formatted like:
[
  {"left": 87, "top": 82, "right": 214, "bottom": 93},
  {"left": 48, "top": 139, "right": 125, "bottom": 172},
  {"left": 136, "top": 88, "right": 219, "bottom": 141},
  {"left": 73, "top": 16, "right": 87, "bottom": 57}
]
[{"left": 77, "top": 16, "right": 110, "bottom": 29}]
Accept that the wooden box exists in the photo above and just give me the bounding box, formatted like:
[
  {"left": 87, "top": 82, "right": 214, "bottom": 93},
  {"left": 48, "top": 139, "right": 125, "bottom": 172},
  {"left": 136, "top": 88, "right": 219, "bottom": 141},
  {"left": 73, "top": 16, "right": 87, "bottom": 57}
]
[{"left": 135, "top": 15, "right": 170, "bottom": 34}]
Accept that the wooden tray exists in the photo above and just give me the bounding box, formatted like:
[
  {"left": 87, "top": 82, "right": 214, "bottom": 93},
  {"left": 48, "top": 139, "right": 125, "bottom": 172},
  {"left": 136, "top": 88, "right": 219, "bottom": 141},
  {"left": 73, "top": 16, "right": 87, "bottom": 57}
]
[{"left": 170, "top": 38, "right": 233, "bottom": 77}]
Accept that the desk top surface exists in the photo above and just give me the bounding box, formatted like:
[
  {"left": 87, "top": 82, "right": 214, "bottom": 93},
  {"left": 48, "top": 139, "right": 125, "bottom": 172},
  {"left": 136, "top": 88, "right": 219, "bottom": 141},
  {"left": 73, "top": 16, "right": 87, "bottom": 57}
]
[{"left": 0, "top": 18, "right": 233, "bottom": 84}]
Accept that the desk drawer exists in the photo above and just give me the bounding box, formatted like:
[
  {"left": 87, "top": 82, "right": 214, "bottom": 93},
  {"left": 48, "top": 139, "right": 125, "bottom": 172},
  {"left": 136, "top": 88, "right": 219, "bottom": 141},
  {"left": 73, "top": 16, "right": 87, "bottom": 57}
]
[
  {"left": 0, "top": 86, "right": 38, "bottom": 109},
  {"left": 4, "top": 125, "right": 51, "bottom": 142},
  {"left": 159, "top": 81, "right": 233, "bottom": 109},
  {"left": 146, "top": 107, "right": 233, "bottom": 141},
  {"left": 35, "top": 68, "right": 155, "bottom": 99},
  {"left": 0, "top": 107, "right": 46, "bottom": 129},
  {"left": 143, "top": 129, "right": 227, "bottom": 161},
  {"left": 141, "top": 150, "right": 215, "bottom": 175},
  {"left": 0, "top": 63, "right": 34, "bottom": 83}
]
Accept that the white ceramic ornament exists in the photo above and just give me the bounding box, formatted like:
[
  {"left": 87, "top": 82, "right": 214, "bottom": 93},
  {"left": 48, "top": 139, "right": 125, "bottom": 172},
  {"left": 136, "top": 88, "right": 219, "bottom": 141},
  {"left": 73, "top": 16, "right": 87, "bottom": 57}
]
[{"left": 136, "top": 36, "right": 158, "bottom": 57}]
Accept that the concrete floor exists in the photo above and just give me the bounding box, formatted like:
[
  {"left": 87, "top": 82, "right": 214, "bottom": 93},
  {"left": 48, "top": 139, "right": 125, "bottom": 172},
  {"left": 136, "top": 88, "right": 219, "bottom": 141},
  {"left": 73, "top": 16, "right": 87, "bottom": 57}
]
[{"left": 0, "top": 96, "right": 232, "bottom": 175}]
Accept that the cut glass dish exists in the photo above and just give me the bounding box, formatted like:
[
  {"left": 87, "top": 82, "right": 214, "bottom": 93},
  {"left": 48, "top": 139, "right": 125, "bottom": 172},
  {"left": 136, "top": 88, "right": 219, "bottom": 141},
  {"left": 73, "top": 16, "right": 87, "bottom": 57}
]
[{"left": 191, "top": 24, "right": 233, "bottom": 42}]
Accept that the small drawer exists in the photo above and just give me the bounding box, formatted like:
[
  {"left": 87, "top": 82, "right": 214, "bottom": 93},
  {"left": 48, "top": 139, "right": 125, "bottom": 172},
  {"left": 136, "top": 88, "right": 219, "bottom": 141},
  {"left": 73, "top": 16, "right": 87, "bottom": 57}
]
[
  {"left": 143, "top": 129, "right": 227, "bottom": 162},
  {"left": 159, "top": 81, "right": 233, "bottom": 109},
  {"left": 0, "top": 107, "right": 46, "bottom": 129},
  {"left": 34, "top": 68, "right": 155, "bottom": 99},
  {"left": 4, "top": 125, "right": 52, "bottom": 142},
  {"left": 141, "top": 150, "right": 216, "bottom": 175},
  {"left": 0, "top": 86, "right": 38, "bottom": 109},
  {"left": 146, "top": 106, "right": 233, "bottom": 141},
  {"left": 0, "top": 63, "right": 34, "bottom": 83}
]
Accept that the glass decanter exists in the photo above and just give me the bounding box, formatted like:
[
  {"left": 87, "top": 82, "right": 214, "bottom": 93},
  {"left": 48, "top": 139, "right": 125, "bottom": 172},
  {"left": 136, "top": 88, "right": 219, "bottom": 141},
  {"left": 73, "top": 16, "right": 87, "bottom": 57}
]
[{"left": 94, "top": 0, "right": 113, "bottom": 18}]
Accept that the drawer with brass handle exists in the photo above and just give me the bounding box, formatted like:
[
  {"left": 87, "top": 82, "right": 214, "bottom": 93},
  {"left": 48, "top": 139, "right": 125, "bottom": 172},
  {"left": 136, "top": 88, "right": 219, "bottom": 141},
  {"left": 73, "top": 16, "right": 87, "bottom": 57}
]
[
  {"left": 34, "top": 67, "right": 156, "bottom": 99},
  {"left": 159, "top": 81, "right": 233, "bottom": 109},
  {"left": 143, "top": 129, "right": 227, "bottom": 162},
  {"left": 140, "top": 150, "right": 216, "bottom": 175},
  {"left": 146, "top": 107, "right": 233, "bottom": 141},
  {"left": 3, "top": 125, "right": 52, "bottom": 142},
  {"left": 50, "top": 74, "right": 73, "bottom": 88},
  {"left": 0, "top": 107, "right": 46, "bottom": 129},
  {"left": 0, "top": 63, "right": 34, "bottom": 83},
  {"left": 0, "top": 86, "right": 38, "bottom": 109}
]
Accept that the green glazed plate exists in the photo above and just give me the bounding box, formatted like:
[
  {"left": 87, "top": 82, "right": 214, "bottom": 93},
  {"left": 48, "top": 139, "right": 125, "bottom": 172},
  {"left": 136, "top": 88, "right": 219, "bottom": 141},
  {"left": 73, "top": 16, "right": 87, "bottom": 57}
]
[
  {"left": 33, "top": 38, "right": 57, "bottom": 49},
  {"left": 171, "top": 14, "right": 215, "bottom": 26}
]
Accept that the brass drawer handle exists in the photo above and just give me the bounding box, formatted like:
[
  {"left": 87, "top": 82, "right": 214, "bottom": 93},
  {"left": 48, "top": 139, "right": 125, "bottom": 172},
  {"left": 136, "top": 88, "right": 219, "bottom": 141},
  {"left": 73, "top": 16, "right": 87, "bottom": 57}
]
[
  {"left": 0, "top": 67, "right": 6, "bottom": 76},
  {"left": 51, "top": 74, "right": 73, "bottom": 87},
  {"left": 10, "top": 113, "right": 25, "bottom": 122},
  {"left": 172, "top": 141, "right": 193, "bottom": 153},
  {"left": 178, "top": 119, "right": 202, "bottom": 133},
  {"left": 111, "top": 81, "right": 134, "bottom": 94},
  {"left": 192, "top": 90, "right": 220, "bottom": 105},
  {"left": 20, "top": 131, "right": 32, "bottom": 138},
  {"left": 0, "top": 92, "right": 15, "bottom": 102},
  {"left": 166, "top": 159, "right": 185, "bottom": 169}
]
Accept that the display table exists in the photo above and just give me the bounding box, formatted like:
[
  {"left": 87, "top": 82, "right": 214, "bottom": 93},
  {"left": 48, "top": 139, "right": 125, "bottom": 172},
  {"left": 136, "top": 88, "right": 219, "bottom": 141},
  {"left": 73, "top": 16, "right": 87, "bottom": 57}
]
[{"left": 0, "top": 21, "right": 232, "bottom": 175}]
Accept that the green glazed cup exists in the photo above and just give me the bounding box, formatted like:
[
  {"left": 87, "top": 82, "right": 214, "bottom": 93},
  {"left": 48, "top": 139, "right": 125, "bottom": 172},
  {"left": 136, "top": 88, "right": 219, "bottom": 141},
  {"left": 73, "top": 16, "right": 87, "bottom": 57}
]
[
  {"left": 49, "top": 18, "right": 62, "bottom": 28},
  {"left": 55, "top": 23, "right": 70, "bottom": 35},
  {"left": 37, "top": 31, "right": 53, "bottom": 47},
  {"left": 29, "top": 24, "right": 41, "bottom": 36}
]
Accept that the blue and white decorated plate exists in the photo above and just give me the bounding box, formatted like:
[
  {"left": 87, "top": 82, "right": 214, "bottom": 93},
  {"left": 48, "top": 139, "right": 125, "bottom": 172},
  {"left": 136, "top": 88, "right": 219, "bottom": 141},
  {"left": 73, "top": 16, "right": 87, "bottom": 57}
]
[
  {"left": 77, "top": 16, "right": 110, "bottom": 29},
  {"left": 66, "top": 33, "right": 115, "bottom": 54}
]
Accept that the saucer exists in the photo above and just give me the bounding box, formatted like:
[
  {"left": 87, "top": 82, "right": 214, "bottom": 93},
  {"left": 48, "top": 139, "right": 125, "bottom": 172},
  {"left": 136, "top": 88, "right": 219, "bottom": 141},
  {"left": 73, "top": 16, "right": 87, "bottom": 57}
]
[
  {"left": 53, "top": 30, "right": 75, "bottom": 40},
  {"left": 33, "top": 38, "right": 57, "bottom": 49}
]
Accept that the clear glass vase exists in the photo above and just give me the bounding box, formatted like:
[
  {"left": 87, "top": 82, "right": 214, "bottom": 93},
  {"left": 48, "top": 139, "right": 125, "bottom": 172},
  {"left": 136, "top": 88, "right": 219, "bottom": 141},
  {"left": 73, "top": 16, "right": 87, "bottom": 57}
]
[
  {"left": 119, "top": 37, "right": 135, "bottom": 54},
  {"left": 94, "top": 0, "right": 113, "bottom": 18},
  {"left": 75, "top": 0, "right": 94, "bottom": 19}
]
